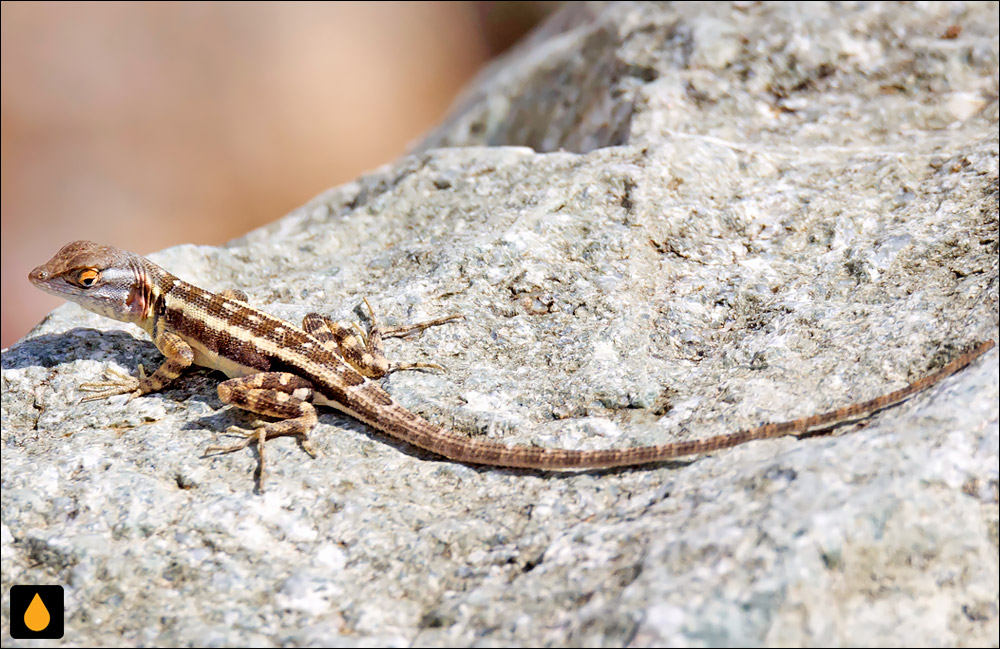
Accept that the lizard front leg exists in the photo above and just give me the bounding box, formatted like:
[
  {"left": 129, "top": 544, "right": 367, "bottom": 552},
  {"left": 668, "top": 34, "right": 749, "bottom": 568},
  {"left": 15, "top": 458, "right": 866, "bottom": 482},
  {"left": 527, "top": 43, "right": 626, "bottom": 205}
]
[
  {"left": 79, "top": 330, "right": 194, "bottom": 402},
  {"left": 205, "top": 372, "right": 318, "bottom": 491}
]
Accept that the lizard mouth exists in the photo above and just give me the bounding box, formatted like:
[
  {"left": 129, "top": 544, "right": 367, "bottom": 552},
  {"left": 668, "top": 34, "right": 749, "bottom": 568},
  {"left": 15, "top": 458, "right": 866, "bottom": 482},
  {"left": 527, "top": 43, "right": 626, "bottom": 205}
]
[
  {"left": 28, "top": 266, "right": 54, "bottom": 290},
  {"left": 28, "top": 266, "right": 46, "bottom": 282},
  {"left": 28, "top": 265, "right": 73, "bottom": 300}
]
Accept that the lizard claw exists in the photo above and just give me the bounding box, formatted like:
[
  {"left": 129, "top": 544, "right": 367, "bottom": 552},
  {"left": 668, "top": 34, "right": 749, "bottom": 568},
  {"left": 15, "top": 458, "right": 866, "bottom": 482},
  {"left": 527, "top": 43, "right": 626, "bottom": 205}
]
[
  {"left": 203, "top": 426, "right": 260, "bottom": 454},
  {"left": 300, "top": 438, "right": 318, "bottom": 458},
  {"left": 388, "top": 361, "right": 446, "bottom": 373},
  {"left": 204, "top": 426, "right": 274, "bottom": 493},
  {"left": 79, "top": 366, "right": 143, "bottom": 403}
]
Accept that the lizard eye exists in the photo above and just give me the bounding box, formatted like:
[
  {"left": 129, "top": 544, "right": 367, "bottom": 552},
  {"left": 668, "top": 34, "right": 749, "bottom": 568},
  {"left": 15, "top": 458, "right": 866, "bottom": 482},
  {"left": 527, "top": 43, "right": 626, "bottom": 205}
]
[{"left": 76, "top": 268, "right": 101, "bottom": 288}]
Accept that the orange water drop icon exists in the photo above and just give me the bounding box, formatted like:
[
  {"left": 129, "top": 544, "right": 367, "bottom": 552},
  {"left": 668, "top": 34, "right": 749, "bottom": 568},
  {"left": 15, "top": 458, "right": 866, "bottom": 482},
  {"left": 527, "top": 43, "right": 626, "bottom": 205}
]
[{"left": 24, "top": 592, "right": 51, "bottom": 631}]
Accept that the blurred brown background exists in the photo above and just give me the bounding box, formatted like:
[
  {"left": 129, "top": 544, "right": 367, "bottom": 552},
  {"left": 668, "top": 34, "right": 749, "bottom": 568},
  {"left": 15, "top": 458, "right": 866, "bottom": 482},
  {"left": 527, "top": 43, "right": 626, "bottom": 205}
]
[{"left": 2, "top": 1, "right": 549, "bottom": 348}]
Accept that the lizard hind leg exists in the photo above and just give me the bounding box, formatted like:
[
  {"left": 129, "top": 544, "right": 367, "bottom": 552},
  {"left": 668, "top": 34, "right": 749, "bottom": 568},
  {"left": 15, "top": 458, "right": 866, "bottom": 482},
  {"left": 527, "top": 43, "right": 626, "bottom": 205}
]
[
  {"left": 302, "top": 299, "right": 462, "bottom": 379},
  {"left": 206, "top": 372, "right": 318, "bottom": 491}
]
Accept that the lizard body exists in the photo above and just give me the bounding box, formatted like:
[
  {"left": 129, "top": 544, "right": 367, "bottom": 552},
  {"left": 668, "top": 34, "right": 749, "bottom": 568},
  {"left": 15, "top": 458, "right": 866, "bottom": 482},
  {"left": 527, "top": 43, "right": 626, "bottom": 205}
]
[{"left": 29, "top": 241, "right": 995, "bottom": 488}]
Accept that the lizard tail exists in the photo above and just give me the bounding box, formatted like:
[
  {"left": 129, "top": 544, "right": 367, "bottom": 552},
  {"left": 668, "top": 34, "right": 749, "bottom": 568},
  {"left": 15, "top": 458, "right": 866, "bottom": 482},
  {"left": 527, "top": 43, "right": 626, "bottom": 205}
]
[{"left": 361, "top": 340, "right": 994, "bottom": 470}]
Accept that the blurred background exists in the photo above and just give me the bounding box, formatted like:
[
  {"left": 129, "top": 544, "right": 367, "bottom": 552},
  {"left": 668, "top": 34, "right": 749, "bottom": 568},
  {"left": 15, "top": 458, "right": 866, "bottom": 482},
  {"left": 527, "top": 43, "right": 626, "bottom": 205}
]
[{"left": 2, "top": 1, "right": 551, "bottom": 348}]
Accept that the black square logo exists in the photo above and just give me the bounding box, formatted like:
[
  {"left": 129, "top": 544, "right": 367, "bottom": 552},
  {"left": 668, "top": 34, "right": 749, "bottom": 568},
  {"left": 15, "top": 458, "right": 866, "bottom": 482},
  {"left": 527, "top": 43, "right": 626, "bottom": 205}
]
[{"left": 9, "top": 585, "right": 64, "bottom": 639}]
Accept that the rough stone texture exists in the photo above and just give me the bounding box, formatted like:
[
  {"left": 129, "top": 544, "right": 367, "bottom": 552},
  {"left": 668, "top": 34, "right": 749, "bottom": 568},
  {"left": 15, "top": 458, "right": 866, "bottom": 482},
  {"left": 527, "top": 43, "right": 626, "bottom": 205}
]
[{"left": 3, "top": 2, "right": 998, "bottom": 646}]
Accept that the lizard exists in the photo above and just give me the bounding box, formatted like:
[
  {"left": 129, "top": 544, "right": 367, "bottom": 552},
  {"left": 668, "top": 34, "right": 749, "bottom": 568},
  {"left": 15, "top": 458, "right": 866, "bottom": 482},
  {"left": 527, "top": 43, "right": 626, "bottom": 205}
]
[{"left": 28, "top": 240, "right": 995, "bottom": 490}]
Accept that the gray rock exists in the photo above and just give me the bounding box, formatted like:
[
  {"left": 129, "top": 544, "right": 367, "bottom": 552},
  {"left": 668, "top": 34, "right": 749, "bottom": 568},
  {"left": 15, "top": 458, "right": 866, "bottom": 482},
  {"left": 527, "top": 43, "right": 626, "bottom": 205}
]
[{"left": 3, "top": 2, "right": 997, "bottom": 646}]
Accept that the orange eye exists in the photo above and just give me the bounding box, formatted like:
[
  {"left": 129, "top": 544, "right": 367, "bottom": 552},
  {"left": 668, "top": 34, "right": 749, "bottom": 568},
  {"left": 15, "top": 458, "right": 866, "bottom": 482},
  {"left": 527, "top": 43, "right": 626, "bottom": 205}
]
[{"left": 77, "top": 269, "right": 100, "bottom": 287}]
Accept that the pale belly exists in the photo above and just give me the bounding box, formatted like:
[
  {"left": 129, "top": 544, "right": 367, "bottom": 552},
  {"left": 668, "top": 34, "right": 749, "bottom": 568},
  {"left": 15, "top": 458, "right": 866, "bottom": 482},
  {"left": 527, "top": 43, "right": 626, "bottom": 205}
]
[{"left": 189, "top": 340, "right": 259, "bottom": 378}]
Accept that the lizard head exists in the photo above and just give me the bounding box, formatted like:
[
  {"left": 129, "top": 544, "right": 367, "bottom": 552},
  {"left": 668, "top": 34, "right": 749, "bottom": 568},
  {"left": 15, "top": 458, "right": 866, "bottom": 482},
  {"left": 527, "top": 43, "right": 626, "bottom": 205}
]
[{"left": 29, "top": 240, "right": 155, "bottom": 323}]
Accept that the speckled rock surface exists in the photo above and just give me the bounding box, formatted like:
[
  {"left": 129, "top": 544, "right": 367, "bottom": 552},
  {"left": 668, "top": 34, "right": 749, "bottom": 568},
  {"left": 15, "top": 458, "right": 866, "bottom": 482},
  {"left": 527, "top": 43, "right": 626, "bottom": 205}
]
[{"left": 3, "top": 2, "right": 998, "bottom": 646}]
